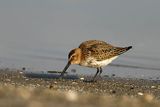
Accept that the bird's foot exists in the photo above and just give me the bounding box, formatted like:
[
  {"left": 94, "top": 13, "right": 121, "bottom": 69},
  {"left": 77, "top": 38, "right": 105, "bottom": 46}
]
[
  {"left": 59, "top": 72, "right": 67, "bottom": 79},
  {"left": 98, "top": 75, "right": 103, "bottom": 80}
]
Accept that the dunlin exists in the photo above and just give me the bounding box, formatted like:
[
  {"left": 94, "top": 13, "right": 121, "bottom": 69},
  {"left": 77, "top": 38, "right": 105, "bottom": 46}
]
[{"left": 60, "top": 40, "right": 132, "bottom": 81}]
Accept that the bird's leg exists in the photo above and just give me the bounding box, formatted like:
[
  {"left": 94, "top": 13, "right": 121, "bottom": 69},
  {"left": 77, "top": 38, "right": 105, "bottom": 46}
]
[
  {"left": 92, "top": 68, "right": 100, "bottom": 81},
  {"left": 98, "top": 67, "right": 103, "bottom": 79},
  {"left": 99, "top": 67, "right": 103, "bottom": 76}
]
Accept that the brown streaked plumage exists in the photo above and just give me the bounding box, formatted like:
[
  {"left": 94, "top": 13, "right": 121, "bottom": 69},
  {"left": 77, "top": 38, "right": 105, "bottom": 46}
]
[{"left": 60, "top": 40, "right": 132, "bottom": 81}]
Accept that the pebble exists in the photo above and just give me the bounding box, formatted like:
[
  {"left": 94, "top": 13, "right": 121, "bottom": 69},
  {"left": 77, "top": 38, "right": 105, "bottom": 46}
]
[
  {"left": 19, "top": 71, "right": 23, "bottom": 74},
  {"left": 112, "top": 90, "right": 116, "bottom": 94},
  {"left": 80, "top": 77, "right": 84, "bottom": 80},
  {"left": 151, "top": 86, "right": 156, "bottom": 89},
  {"left": 110, "top": 90, "right": 116, "bottom": 94},
  {"left": 11, "top": 82, "right": 15, "bottom": 85},
  {"left": 130, "top": 87, "right": 134, "bottom": 90},
  {"left": 72, "top": 82, "right": 78, "bottom": 85},
  {"left": 5, "top": 79, "right": 11, "bottom": 82},
  {"left": 49, "top": 85, "right": 53, "bottom": 89},
  {"left": 36, "top": 84, "right": 40, "bottom": 87},
  {"left": 138, "top": 92, "right": 143, "bottom": 96},
  {"left": 25, "top": 78, "right": 29, "bottom": 81},
  {"left": 54, "top": 81, "right": 57, "bottom": 84}
]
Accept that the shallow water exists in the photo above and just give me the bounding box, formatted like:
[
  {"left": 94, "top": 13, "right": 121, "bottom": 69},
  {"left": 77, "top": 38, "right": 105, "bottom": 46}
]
[
  {"left": 3, "top": 50, "right": 160, "bottom": 80},
  {"left": 0, "top": 1, "right": 160, "bottom": 80}
]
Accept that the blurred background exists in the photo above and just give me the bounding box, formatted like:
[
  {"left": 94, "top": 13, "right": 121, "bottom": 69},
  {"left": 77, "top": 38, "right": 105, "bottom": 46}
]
[{"left": 0, "top": 0, "right": 160, "bottom": 79}]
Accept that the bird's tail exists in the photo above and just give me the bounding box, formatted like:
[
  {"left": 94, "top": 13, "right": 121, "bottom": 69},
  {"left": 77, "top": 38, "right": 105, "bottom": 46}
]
[
  {"left": 126, "top": 46, "right": 132, "bottom": 51},
  {"left": 114, "top": 46, "right": 132, "bottom": 55}
]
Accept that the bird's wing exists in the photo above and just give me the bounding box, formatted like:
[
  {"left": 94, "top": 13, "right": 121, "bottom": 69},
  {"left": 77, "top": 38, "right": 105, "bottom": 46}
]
[
  {"left": 79, "top": 40, "right": 128, "bottom": 61},
  {"left": 79, "top": 40, "right": 107, "bottom": 49}
]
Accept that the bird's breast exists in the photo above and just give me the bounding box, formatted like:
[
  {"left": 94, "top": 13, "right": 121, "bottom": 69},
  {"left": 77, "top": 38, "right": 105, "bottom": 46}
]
[{"left": 80, "top": 56, "right": 118, "bottom": 68}]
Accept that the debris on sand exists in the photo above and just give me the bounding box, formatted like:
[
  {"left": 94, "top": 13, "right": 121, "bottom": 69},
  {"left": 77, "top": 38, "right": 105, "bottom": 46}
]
[{"left": 0, "top": 70, "right": 159, "bottom": 107}]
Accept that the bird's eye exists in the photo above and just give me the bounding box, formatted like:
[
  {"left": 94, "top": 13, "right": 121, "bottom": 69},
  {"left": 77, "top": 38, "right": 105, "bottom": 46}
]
[
  {"left": 72, "top": 55, "right": 77, "bottom": 60},
  {"left": 72, "top": 55, "right": 75, "bottom": 59},
  {"left": 69, "top": 55, "right": 74, "bottom": 60}
]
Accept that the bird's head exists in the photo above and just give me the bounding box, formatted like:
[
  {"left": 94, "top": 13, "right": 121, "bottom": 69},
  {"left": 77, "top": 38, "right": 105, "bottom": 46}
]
[
  {"left": 68, "top": 48, "right": 81, "bottom": 64},
  {"left": 62, "top": 48, "right": 81, "bottom": 73}
]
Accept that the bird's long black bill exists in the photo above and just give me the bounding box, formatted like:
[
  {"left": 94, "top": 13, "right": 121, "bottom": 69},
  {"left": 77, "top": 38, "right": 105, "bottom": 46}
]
[{"left": 60, "top": 62, "right": 71, "bottom": 77}]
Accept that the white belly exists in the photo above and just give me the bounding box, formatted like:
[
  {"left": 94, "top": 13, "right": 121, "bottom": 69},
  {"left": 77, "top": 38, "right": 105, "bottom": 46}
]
[{"left": 80, "top": 56, "right": 118, "bottom": 68}]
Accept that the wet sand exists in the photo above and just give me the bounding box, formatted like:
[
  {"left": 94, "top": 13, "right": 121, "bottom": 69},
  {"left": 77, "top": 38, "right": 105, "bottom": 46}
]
[{"left": 0, "top": 69, "right": 160, "bottom": 107}]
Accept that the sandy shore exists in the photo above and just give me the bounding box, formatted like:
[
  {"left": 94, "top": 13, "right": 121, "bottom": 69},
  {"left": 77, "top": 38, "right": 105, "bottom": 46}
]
[{"left": 0, "top": 70, "right": 160, "bottom": 107}]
